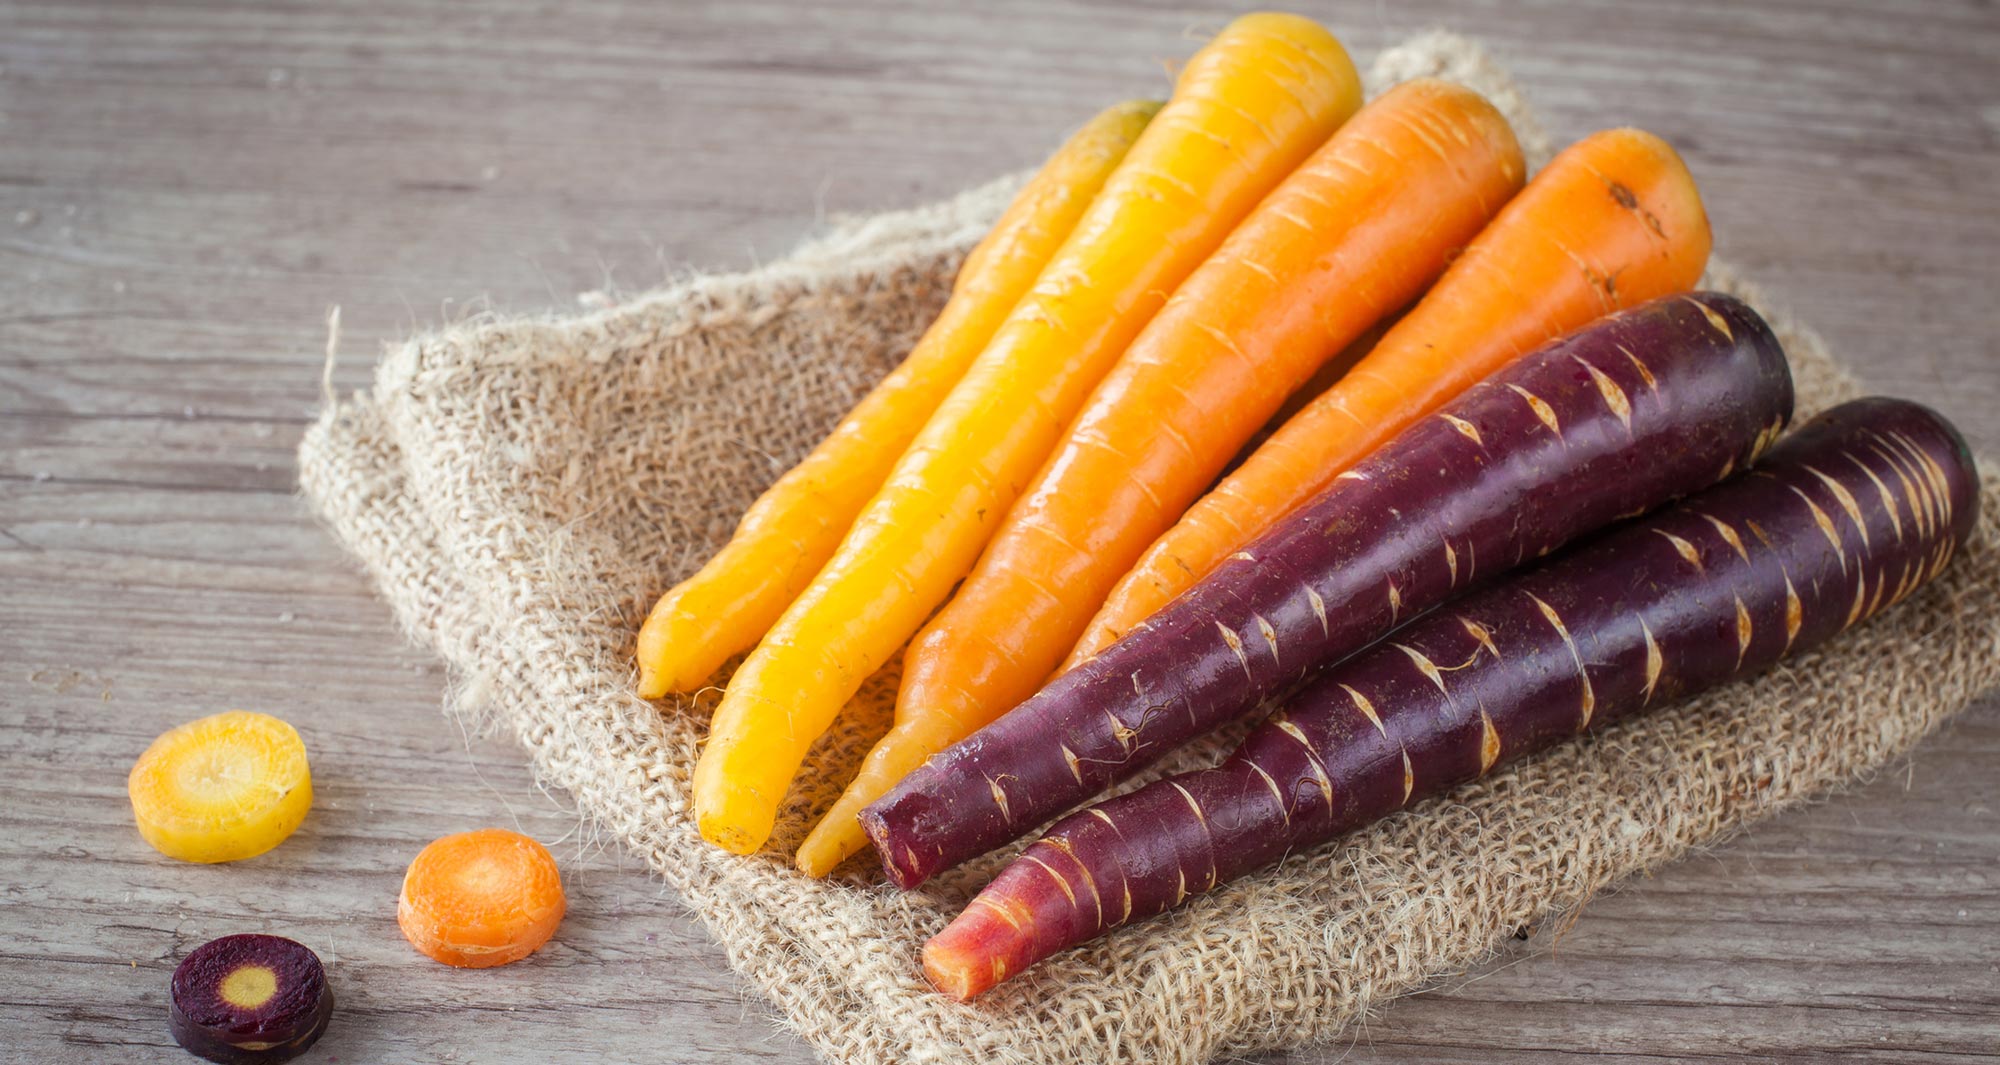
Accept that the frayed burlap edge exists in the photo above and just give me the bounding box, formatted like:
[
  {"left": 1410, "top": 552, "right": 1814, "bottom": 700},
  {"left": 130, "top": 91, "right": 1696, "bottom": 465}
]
[{"left": 298, "top": 32, "right": 2000, "bottom": 1065}]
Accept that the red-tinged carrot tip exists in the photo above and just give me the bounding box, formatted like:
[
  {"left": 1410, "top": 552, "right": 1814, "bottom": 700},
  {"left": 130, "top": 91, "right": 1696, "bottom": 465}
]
[{"left": 921, "top": 903, "right": 1028, "bottom": 1001}]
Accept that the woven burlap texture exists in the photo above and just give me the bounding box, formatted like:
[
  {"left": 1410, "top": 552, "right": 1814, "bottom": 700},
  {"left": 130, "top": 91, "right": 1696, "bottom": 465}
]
[{"left": 298, "top": 33, "right": 2000, "bottom": 1065}]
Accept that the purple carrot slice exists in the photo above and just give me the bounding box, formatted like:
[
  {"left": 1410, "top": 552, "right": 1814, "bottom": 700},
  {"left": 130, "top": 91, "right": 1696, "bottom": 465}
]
[
  {"left": 863, "top": 291, "right": 1794, "bottom": 889},
  {"left": 169, "top": 933, "right": 333, "bottom": 1064},
  {"left": 924, "top": 397, "right": 1978, "bottom": 998}
]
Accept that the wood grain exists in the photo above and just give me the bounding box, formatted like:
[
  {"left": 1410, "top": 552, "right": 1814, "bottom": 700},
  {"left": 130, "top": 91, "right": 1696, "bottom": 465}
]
[{"left": 2, "top": 1, "right": 1996, "bottom": 1061}]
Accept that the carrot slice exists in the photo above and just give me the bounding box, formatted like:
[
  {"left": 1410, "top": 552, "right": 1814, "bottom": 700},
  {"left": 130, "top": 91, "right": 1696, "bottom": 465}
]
[
  {"left": 128, "top": 710, "right": 313, "bottom": 864},
  {"left": 397, "top": 828, "right": 566, "bottom": 969}
]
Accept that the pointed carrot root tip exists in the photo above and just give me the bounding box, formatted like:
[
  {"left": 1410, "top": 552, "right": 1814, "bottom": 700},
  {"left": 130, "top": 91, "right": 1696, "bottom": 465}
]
[
  {"left": 794, "top": 829, "right": 844, "bottom": 878},
  {"left": 635, "top": 667, "right": 669, "bottom": 701}
]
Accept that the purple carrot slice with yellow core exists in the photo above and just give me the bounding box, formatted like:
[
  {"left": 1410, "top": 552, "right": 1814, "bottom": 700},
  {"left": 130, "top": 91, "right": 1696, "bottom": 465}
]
[{"left": 169, "top": 934, "right": 332, "bottom": 1063}]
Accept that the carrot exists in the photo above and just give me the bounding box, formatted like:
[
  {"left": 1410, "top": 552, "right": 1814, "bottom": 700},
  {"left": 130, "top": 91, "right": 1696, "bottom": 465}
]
[
  {"left": 169, "top": 934, "right": 333, "bottom": 1063},
  {"left": 795, "top": 78, "right": 1525, "bottom": 877},
  {"left": 1068, "top": 126, "right": 1713, "bottom": 667},
  {"left": 633, "top": 98, "right": 1161, "bottom": 698},
  {"left": 862, "top": 293, "right": 1794, "bottom": 888},
  {"left": 693, "top": 13, "right": 1364, "bottom": 856},
  {"left": 128, "top": 710, "right": 313, "bottom": 864},
  {"left": 923, "top": 397, "right": 1979, "bottom": 998},
  {"left": 397, "top": 828, "right": 567, "bottom": 969}
]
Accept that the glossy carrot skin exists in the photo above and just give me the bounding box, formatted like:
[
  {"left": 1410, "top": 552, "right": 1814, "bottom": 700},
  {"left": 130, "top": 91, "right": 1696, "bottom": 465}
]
[
  {"left": 1072, "top": 127, "right": 1712, "bottom": 666},
  {"left": 635, "top": 98, "right": 1162, "bottom": 698},
  {"left": 923, "top": 397, "right": 1979, "bottom": 998},
  {"left": 862, "top": 293, "right": 1793, "bottom": 888},
  {"left": 794, "top": 79, "right": 1524, "bottom": 876},
  {"left": 694, "top": 13, "right": 1364, "bottom": 855}
]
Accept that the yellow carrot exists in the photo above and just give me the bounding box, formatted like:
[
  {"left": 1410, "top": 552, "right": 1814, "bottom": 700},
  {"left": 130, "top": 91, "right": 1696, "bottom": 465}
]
[
  {"left": 633, "top": 99, "right": 1161, "bottom": 698},
  {"left": 693, "top": 12, "right": 1363, "bottom": 855}
]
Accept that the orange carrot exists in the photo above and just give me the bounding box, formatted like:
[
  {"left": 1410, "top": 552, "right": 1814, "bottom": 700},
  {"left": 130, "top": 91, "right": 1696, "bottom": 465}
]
[
  {"left": 634, "top": 99, "right": 1161, "bottom": 697},
  {"left": 694, "top": 13, "right": 1363, "bottom": 857},
  {"left": 1068, "top": 126, "right": 1712, "bottom": 666},
  {"left": 397, "top": 828, "right": 566, "bottom": 969},
  {"left": 793, "top": 78, "right": 1524, "bottom": 876}
]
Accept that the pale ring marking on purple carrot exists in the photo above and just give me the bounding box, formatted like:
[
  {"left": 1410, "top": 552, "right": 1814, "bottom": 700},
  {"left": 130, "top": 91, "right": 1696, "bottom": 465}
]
[
  {"left": 1639, "top": 618, "right": 1664, "bottom": 704},
  {"left": 1842, "top": 452, "right": 1904, "bottom": 543},
  {"left": 1457, "top": 617, "right": 1500, "bottom": 660},
  {"left": 1247, "top": 760, "right": 1291, "bottom": 826},
  {"left": 1021, "top": 852, "right": 1076, "bottom": 909},
  {"left": 1792, "top": 486, "right": 1848, "bottom": 572},
  {"left": 1805, "top": 466, "right": 1870, "bottom": 548},
  {"left": 987, "top": 775, "right": 1012, "bottom": 823},
  {"left": 1572, "top": 355, "right": 1633, "bottom": 432},
  {"left": 1780, "top": 571, "right": 1803, "bottom": 652},
  {"left": 1525, "top": 591, "right": 1594, "bottom": 728},
  {"left": 1271, "top": 717, "right": 1333, "bottom": 805},
  {"left": 1394, "top": 644, "right": 1449, "bottom": 696},
  {"left": 1686, "top": 294, "right": 1735, "bottom": 340},
  {"left": 1217, "top": 622, "right": 1253, "bottom": 681},
  {"left": 1865, "top": 440, "right": 1931, "bottom": 538},
  {"left": 1615, "top": 343, "right": 1659, "bottom": 392},
  {"left": 1696, "top": 512, "right": 1750, "bottom": 563},
  {"left": 1655, "top": 529, "right": 1704, "bottom": 572},
  {"left": 1340, "top": 683, "right": 1385, "bottom": 736},
  {"left": 1506, "top": 384, "right": 1562, "bottom": 437},
  {"left": 1440, "top": 413, "right": 1483, "bottom": 446},
  {"left": 1253, "top": 613, "right": 1281, "bottom": 665},
  {"left": 1305, "top": 587, "right": 1329, "bottom": 636}
]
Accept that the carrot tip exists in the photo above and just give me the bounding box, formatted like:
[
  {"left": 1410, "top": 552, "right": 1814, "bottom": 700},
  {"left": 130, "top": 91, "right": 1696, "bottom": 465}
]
[
  {"left": 635, "top": 669, "right": 668, "bottom": 700},
  {"left": 696, "top": 811, "right": 765, "bottom": 856},
  {"left": 920, "top": 939, "right": 985, "bottom": 1002},
  {"left": 922, "top": 900, "right": 1031, "bottom": 1000},
  {"left": 794, "top": 842, "right": 837, "bottom": 879}
]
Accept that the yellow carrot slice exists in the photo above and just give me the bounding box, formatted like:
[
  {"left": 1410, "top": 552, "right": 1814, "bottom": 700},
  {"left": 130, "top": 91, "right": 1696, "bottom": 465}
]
[
  {"left": 694, "top": 12, "right": 1363, "bottom": 855},
  {"left": 128, "top": 710, "right": 313, "bottom": 864},
  {"left": 634, "top": 98, "right": 1161, "bottom": 698}
]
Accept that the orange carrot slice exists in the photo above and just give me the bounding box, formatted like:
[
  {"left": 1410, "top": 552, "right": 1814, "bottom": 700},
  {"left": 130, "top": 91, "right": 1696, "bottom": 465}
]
[{"left": 397, "top": 828, "right": 566, "bottom": 969}]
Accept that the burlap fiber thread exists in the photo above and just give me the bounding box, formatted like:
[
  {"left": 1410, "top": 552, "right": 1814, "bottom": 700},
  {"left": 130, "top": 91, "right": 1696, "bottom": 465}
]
[{"left": 298, "top": 34, "right": 2000, "bottom": 1065}]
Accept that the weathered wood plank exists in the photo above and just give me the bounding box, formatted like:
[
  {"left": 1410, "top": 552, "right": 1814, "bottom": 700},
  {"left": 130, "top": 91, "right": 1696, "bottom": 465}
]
[{"left": 2, "top": 0, "right": 1995, "bottom": 1062}]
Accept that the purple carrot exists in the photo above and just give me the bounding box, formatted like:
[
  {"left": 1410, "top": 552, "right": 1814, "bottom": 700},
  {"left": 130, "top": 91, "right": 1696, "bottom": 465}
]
[
  {"left": 924, "top": 397, "right": 1979, "bottom": 998},
  {"left": 863, "top": 292, "right": 1794, "bottom": 889}
]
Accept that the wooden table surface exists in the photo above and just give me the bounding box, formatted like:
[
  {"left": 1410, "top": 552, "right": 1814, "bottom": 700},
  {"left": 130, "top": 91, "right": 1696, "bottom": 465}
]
[{"left": 4, "top": 2, "right": 1996, "bottom": 1062}]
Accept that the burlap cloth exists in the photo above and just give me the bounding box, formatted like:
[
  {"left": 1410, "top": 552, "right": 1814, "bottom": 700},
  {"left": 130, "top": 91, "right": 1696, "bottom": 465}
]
[{"left": 298, "top": 33, "right": 2000, "bottom": 1065}]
